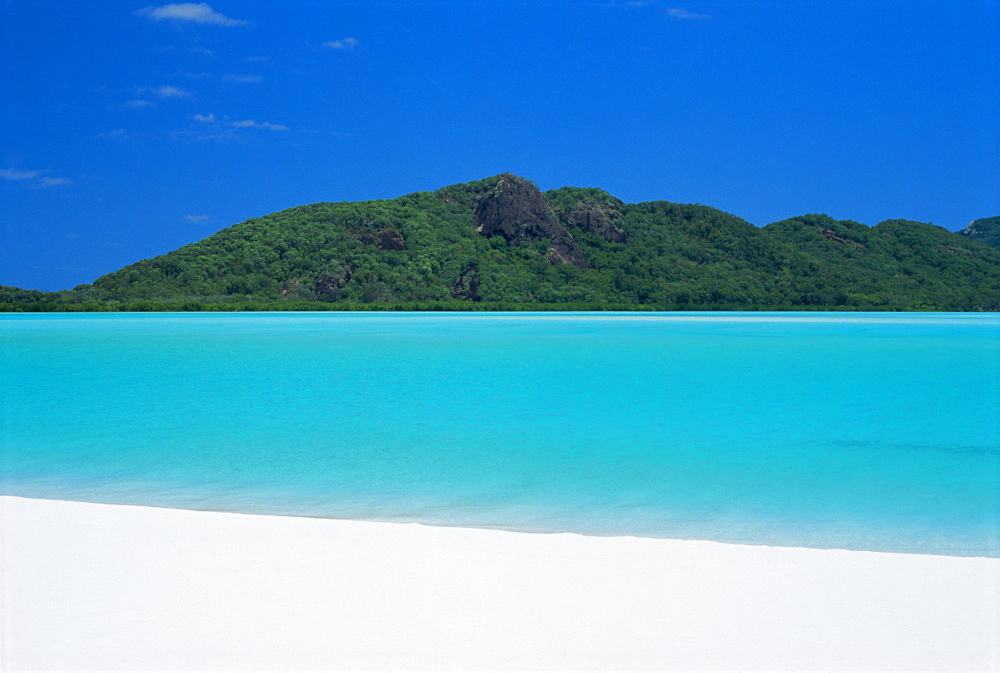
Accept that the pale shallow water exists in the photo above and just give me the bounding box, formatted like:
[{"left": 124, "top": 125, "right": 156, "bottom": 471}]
[{"left": 2, "top": 312, "right": 997, "bottom": 556}]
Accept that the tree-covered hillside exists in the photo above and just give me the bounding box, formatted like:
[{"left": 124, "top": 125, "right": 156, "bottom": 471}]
[
  {"left": 5, "top": 174, "right": 1000, "bottom": 311},
  {"left": 763, "top": 215, "right": 1000, "bottom": 309}
]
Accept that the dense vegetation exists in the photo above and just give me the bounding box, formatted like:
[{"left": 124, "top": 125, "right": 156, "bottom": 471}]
[{"left": 5, "top": 174, "right": 999, "bottom": 311}]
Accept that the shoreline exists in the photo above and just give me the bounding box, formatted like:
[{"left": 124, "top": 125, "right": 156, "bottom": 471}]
[
  {"left": 2, "top": 495, "right": 998, "bottom": 671},
  {"left": 3, "top": 490, "right": 994, "bottom": 560}
]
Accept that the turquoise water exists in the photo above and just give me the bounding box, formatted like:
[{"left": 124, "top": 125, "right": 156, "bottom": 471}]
[{"left": 2, "top": 312, "right": 998, "bottom": 556}]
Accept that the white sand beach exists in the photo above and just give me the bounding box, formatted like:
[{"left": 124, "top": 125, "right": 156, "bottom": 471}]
[{"left": 1, "top": 496, "right": 997, "bottom": 671}]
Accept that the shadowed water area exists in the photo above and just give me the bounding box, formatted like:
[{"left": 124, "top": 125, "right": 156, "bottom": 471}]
[{"left": 2, "top": 312, "right": 997, "bottom": 556}]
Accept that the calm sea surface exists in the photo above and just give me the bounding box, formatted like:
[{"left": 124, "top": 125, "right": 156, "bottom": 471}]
[{"left": 2, "top": 312, "right": 997, "bottom": 556}]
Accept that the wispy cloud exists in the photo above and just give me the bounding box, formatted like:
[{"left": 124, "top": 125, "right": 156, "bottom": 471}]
[
  {"left": 136, "top": 3, "right": 247, "bottom": 26},
  {"left": 231, "top": 119, "right": 289, "bottom": 131},
  {"left": 36, "top": 177, "right": 74, "bottom": 188},
  {"left": 616, "top": 1, "right": 711, "bottom": 17},
  {"left": 1, "top": 168, "right": 73, "bottom": 188},
  {"left": 167, "top": 70, "right": 211, "bottom": 79},
  {"left": 223, "top": 74, "right": 262, "bottom": 83},
  {"left": 135, "top": 85, "right": 193, "bottom": 100},
  {"left": 123, "top": 99, "right": 156, "bottom": 109},
  {"left": 324, "top": 37, "right": 359, "bottom": 50},
  {"left": 185, "top": 214, "right": 211, "bottom": 223},
  {"left": 156, "top": 85, "right": 192, "bottom": 98},
  {"left": 187, "top": 114, "right": 290, "bottom": 137},
  {"left": 244, "top": 56, "right": 268, "bottom": 62},
  {"left": 0, "top": 169, "right": 43, "bottom": 181},
  {"left": 666, "top": 7, "right": 712, "bottom": 19}
]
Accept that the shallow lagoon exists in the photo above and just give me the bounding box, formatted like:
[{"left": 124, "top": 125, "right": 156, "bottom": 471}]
[{"left": 2, "top": 312, "right": 998, "bottom": 556}]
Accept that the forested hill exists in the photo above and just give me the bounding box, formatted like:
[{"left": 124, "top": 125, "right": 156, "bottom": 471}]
[{"left": 5, "top": 173, "right": 1000, "bottom": 311}]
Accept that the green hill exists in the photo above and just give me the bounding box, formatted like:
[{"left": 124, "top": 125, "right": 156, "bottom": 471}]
[
  {"left": 6, "top": 174, "right": 1000, "bottom": 311},
  {"left": 762, "top": 214, "right": 1000, "bottom": 309}
]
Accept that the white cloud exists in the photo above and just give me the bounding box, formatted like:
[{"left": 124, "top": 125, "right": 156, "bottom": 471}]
[
  {"left": 136, "top": 3, "right": 247, "bottom": 26},
  {"left": 185, "top": 214, "right": 211, "bottom": 223},
  {"left": 1, "top": 168, "right": 72, "bottom": 188},
  {"left": 231, "top": 119, "right": 289, "bottom": 131},
  {"left": 100, "top": 115, "right": 291, "bottom": 143},
  {"left": 244, "top": 56, "right": 268, "bottom": 62},
  {"left": 123, "top": 99, "right": 156, "bottom": 109},
  {"left": 666, "top": 7, "right": 712, "bottom": 19},
  {"left": 167, "top": 70, "right": 211, "bottom": 79},
  {"left": 324, "top": 37, "right": 359, "bottom": 50},
  {"left": 0, "top": 169, "right": 44, "bottom": 181},
  {"left": 156, "top": 85, "right": 192, "bottom": 98},
  {"left": 35, "top": 177, "right": 74, "bottom": 188},
  {"left": 181, "top": 115, "right": 291, "bottom": 140},
  {"left": 223, "top": 74, "right": 262, "bottom": 83},
  {"left": 136, "top": 85, "right": 193, "bottom": 99}
]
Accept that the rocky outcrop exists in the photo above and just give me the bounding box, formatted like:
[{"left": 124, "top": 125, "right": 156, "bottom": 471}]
[
  {"left": 820, "top": 228, "right": 864, "bottom": 250},
  {"left": 564, "top": 202, "right": 627, "bottom": 243},
  {"left": 313, "top": 267, "right": 353, "bottom": 297},
  {"left": 474, "top": 173, "right": 589, "bottom": 268},
  {"left": 450, "top": 265, "right": 481, "bottom": 301},
  {"left": 959, "top": 216, "right": 1000, "bottom": 249},
  {"left": 937, "top": 244, "right": 976, "bottom": 258},
  {"left": 358, "top": 228, "right": 406, "bottom": 251}
]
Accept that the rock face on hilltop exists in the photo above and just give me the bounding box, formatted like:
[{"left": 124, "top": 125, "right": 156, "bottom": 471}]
[
  {"left": 959, "top": 216, "right": 1000, "bottom": 249},
  {"left": 563, "top": 201, "right": 627, "bottom": 243},
  {"left": 474, "top": 173, "right": 590, "bottom": 268}
]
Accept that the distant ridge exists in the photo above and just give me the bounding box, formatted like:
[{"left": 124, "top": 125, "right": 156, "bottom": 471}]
[
  {"left": 4, "top": 174, "right": 999, "bottom": 311},
  {"left": 958, "top": 216, "right": 1000, "bottom": 250}
]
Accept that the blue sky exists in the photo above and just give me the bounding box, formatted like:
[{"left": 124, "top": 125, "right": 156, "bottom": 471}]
[{"left": 2, "top": 0, "right": 997, "bottom": 291}]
